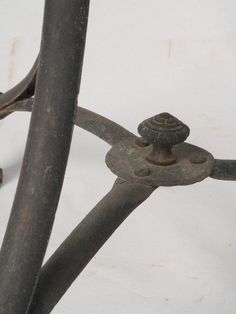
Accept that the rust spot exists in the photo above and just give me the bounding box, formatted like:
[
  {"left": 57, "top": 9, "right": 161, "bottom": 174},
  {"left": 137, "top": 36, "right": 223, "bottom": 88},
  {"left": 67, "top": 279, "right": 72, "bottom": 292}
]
[{"left": 10, "top": 38, "right": 18, "bottom": 56}]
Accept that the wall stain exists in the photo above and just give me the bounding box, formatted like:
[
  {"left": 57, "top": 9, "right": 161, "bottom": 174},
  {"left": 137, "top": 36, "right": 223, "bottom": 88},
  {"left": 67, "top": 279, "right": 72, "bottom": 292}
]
[
  {"left": 8, "top": 37, "right": 20, "bottom": 86},
  {"left": 168, "top": 40, "right": 172, "bottom": 59}
]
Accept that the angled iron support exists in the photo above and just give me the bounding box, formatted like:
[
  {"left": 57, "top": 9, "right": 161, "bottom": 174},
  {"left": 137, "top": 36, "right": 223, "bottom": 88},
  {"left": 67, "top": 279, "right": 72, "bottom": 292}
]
[{"left": 28, "top": 179, "right": 157, "bottom": 313}]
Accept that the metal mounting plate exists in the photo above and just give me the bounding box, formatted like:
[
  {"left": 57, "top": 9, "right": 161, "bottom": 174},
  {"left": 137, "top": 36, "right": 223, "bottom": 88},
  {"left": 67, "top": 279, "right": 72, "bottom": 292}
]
[{"left": 106, "top": 137, "right": 214, "bottom": 187}]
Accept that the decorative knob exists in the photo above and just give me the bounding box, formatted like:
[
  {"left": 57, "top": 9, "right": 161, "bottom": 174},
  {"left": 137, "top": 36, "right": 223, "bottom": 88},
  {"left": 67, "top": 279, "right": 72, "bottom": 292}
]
[{"left": 138, "top": 112, "right": 190, "bottom": 165}]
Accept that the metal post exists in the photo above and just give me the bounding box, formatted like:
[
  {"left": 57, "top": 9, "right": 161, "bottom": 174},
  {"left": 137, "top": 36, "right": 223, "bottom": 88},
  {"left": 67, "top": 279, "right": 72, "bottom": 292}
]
[{"left": 0, "top": 1, "right": 90, "bottom": 313}]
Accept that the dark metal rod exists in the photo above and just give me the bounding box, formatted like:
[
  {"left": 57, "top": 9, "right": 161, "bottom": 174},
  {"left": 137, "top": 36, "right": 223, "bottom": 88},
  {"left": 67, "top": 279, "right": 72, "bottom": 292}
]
[
  {"left": 74, "top": 107, "right": 134, "bottom": 146},
  {"left": 0, "top": 100, "right": 135, "bottom": 146},
  {"left": 0, "top": 98, "right": 34, "bottom": 117},
  {"left": 211, "top": 159, "right": 236, "bottom": 181},
  {"left": 28, "top": 179, "right": 157, "bottom": 314},
  {"left": 0, "top": 1, "right": 90, "bottom": 313}
]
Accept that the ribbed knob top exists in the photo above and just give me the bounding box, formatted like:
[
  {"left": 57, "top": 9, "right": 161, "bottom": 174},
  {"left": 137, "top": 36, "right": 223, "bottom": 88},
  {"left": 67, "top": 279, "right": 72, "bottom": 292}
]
[{"left": 138, "top": 112, "right": 190, "bottom": 147}]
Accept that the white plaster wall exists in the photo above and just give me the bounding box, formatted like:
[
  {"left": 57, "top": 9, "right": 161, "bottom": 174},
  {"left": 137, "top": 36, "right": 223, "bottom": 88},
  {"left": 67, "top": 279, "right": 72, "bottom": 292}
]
[{"left": 0, "top": 1, "right": 236, "bottom": 313}]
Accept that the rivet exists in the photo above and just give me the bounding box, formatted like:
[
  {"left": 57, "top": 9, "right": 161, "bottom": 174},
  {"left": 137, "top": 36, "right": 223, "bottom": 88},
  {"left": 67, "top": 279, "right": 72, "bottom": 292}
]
[
  {"left": 135, "top": 137, "right": 150, "bottom": 147},
  {"left": 134, "top": 168, "right": 152, "bottom": 177},
  {"left": 190, "top": 155, "right": 207, "bottom": 164}
]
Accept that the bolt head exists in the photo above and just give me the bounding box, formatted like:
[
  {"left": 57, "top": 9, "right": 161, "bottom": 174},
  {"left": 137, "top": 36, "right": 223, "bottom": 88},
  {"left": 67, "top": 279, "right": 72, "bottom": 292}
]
[
  {"left": 135, "top": 137, "right": 150, "bottom": 147},
  {"left": 134, "top": 167, "right": 152, "bottom": 177},
  {"left": 190, "top": 155, "right": 207, "bottom": 164},
  {"left": 138, "top": 112, "right": 190, "bottom": 147}
]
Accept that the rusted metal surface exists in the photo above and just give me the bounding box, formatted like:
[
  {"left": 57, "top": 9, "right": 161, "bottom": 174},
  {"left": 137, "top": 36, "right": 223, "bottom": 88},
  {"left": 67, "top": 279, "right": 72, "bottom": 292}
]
[
  {"left": 0, "top": 1, "right": 236, "bottom": 313},
  {"left": 211, "top": 159, "right": 236, "bottom": 181},
  {"left": 106, "top": 113, "right": 214, "bottom": 187},
  {"left": 0, "top": 1, "right": 90, "bottom": 313},
  {"left": 138, "top": 113, "right": 190, "bottom": 166},
  {"left": 106, "top": 138, "right": 215, "bottom": 187}
]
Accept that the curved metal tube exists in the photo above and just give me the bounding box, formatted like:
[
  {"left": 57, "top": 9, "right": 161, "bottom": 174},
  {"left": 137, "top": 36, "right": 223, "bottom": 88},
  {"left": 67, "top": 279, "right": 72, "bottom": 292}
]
[
  {"left": 0, "top": 58, "right": 37, "bottom": 110},
  {"left": 0, "top": 1, "right": 90, "bottom": 313},
  {"left": 74, "top": 107, "right": 135, "bottom": 146},
  {"left": 0, "top": 98, "right": 135, "bottom": 146},
  {"left": 28, "top": 179, "right": 157, "bottom": 314}
]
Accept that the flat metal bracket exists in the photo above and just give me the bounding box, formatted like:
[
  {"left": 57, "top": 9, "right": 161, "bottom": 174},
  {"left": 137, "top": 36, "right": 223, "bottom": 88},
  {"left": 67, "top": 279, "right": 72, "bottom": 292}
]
[{"left": 106, "top": 137, "right": 214, "bottom": 187}]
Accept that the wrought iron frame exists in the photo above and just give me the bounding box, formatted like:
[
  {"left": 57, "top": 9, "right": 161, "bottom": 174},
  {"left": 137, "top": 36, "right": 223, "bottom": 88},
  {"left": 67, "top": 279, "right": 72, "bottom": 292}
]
[{"left": 0, "top": 1, "right": 235, "bottom": 313}]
